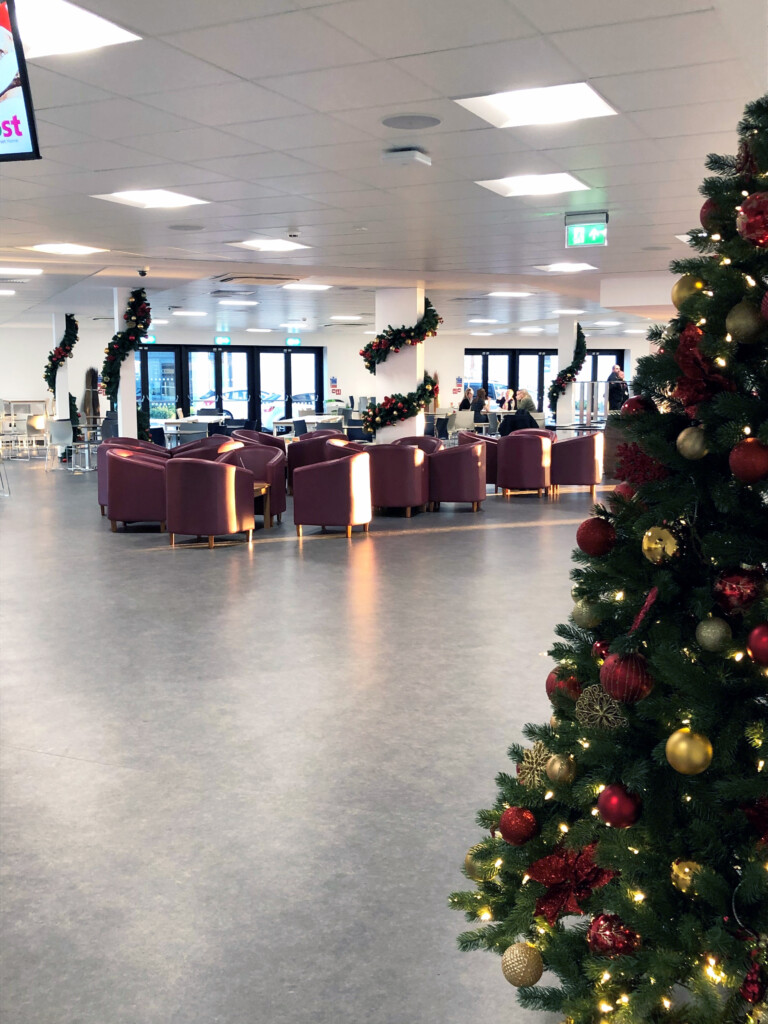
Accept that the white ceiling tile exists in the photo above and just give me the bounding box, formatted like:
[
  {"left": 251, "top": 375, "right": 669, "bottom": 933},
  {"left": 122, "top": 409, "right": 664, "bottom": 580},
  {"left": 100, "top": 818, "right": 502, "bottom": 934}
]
[
  {"left": 421, "top": 128, "right": 533, "bottom": 159},
  {"left": 655, "top": 131, "right": 739, "bottom": 162},
  {"left": 255, "top": 172, "right": 373, "bottom": 194},
  {"left": 0, "top": 158, "right": 82, "bottom": 178},
  {"left": 39, "top": 99, "right": 198, "bottom": 141},
  {"left": 314, "top": 0, "right": 535, "bottom": 58},
  {"left": 81, "top": 0, "right": 300, "bottom": 34},
  {"left": 126, "top": 127, "right": 267, "bottom": 161},
  {"left": 305, "top": 189, "right": 394, "bottom": 208},
  {"left": 549, "top": 11, "right": 732, "bottom": 77},
  {"left": 164, "top": 12, "right": 374, "bottom": 79},
  {"left": 258, "top": 62, "right": 440, "bottom": 112},
  {"left": 193, "top": 152, "right": 321, "bottom": 178},
  {"left": 541, "top": 139, "right": 668, "bottom": 171},
  {"left": 35, "top": 121, "right": 95, "bottom": 149},
  {"left": 41, "top": 166, "right": 231, "bottom": 195},
  {"left": 290, "top": 140, "right": 396, "bottom": 171},
  {"left": 512, "top": 116, "right": 645, "bottom": 152},
  {"left": 630, "top": 99, "right": 747, "bottom": 138},
  {"left": 26, "top": 66, "right": 113, "bottom": 108},
  {"left": 332, "top": 97, "right": 488, "bottom": 137},
  {"left": 36, "top": 140, "right": 166, "bottom": 171},
  {"left": 225, "top": 113, "right": 375, "bottom": 149},
  {"left": 594, "top": 60, "right": 757, "bottom": 112},
  {"left": 222, "top": 195, "right": 330, "bottom": 215},
  {"left": 0, "top": 179, "right": 68, "bottom": 201},
  {"left": 187, "top": 181, "right": 284, "bottom": 202},
  {"left": 578, "top": 159, "right": 706, "bottom": 188},
  {"left": 511, "top": 0, "right": 710, "bottom": 32},
  {"left": 340, "top": 161, "right": 469, "bottom": 189},
  {"left": 140, "top": 81, "right": 310, "bottom": 125}
]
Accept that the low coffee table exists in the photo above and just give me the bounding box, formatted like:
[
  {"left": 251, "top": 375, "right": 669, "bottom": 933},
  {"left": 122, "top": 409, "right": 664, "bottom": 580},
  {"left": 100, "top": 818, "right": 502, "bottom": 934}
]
[{"left": 253, "top": 480, "right": 272, "bottom": 528}]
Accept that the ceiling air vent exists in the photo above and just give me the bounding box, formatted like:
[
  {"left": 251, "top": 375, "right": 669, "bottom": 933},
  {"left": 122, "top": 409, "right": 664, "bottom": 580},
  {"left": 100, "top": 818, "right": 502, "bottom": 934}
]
[
  {"left": 210, "top": 289, "right": 256, "bottom": 297},
  {"left": 215, "top": 274, "right": 299, "bottom": 285}
]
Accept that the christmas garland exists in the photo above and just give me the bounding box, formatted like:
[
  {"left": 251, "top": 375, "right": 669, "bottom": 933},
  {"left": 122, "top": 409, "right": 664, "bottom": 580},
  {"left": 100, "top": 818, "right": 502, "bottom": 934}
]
[
  {"left": 547, "top": 323, "right": 587, "bottom": 412},
  {"left": 362, "top": 374, "right": 438, "bottom": 434},
  {"left": 43, "top": 313, "right": 78, "bottom": 392},
  {"left": 101, "top": 288, "right": 152, "bottom": 403},
  {"left": 359, "top": 297, "right": 442, "bottom": 373}
]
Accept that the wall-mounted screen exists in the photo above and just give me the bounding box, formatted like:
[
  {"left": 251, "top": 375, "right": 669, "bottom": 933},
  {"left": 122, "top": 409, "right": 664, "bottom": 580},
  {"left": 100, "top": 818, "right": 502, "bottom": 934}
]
[{"left": 0, "top": 0, "right": 40, "bottom": 161}]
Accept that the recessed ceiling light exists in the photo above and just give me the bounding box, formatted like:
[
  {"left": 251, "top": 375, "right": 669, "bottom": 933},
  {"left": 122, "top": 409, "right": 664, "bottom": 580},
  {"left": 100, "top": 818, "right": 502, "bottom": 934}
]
[
  {"left": 624, "top": 329, "right": 647, "bottom": 335},
  {"left": 27, "top": 243, "right": 108, "bottom": 255},
  {"left": 330, "top": 315, "right": 363, "bottom": 321},
  {"left": 476, "top": 173, "right": 589, "bottom": 198},
  {"left": 519, "top": 326, "right": 544, "bottom": 334},
  {"left": 363, "top": 331, "right": 376, "bottom": 335},
  {"left": 172, "top": 311, "right": 206, "bottom": 317},
  {"left": 469, "top": 318, "right": 499, "bottom": 324},
  {"left": 0, "top": 290, "right": 16, "bottom": 296},
  {"left": 93, "top": 190, "right": 208, "bottom": 209},
  {"left": 551, "top": 308, "right": 584, "bottom": 315},
  {"left": 231, "top": 238, "right": 310, "bottom": 252},
  {"left": 246, "top": 328, "right": 272, "bottom": 333},
  {"left": 152, "top": 320, "right": 169, "bottom": 325},
  {"left": 283, "top": 283, "right": 331, "bottom": 291},
  {"left": 456, "top": 83, "right": 616, "bottom": 129},
  {"left": 219, "top": 299, "right": 259, "bottom": 306},
  {"left": 470, "top": 332, "right": 494, "bottom": 336},
  {"left": 381, "top": 114, "right": 442, "bottom": 130},
  {"left": 536, "top": 262, "right": 596, "bottom": 273},
  {"left": 280, "top": 323, "right": 307, "bottom": 329},
  {"left": 17, "top": 0, "right": 141, "bottom": 58},
  {"left": 487, "top": 291, "right": 531, "bottom": 298},
  {"left": 0, "top": 267, "right": 43, "bottom": 275},
  {"left": 594, "top": 320, "right": 621, "bottom": 326}
]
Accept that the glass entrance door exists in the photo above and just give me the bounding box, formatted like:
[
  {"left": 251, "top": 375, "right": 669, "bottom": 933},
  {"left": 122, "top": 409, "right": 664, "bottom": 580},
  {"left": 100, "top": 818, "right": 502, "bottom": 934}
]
[
  {"left": 257, "top": 348, "right": 323, "bottom": 430},
  {"left": 136, "top": 347, "right": 180, "bottom": 424},
  {"left": 188, "top": 349, "right": 217, "bottom": 417}
]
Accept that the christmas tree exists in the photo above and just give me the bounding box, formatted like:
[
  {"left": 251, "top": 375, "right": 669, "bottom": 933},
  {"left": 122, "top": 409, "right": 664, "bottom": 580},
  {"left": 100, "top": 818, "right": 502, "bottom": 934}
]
[{"left": 451, "top": 95, "right": 768, "bottom": 1024}]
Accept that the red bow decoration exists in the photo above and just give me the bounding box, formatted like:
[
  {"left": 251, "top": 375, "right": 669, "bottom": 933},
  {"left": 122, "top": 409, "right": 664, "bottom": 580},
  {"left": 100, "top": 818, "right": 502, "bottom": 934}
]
[
  {"left": 672, "top": 324, "right": 735, "bottom": 416},
  {"left": 526, "top": 843, "right": 616, "bottom": 926}
]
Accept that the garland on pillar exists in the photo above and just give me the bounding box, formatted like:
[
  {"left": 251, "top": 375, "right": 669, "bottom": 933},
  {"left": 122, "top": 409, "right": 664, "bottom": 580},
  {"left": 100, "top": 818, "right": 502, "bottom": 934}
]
[
  {"left": 362, "top": 374, "right": 438, "bottom": 433},
  {"left": 359, "top": 297, "right": 442, "bottom": 373},
  {"left": 43, "top": 313, "right": 78, "bottom": 392},
  {"left": 101, "top": 288, "right": 151, "bottom": 403},
  {"left": 547, "top": 323, "right": 587, "bottom": 412}
]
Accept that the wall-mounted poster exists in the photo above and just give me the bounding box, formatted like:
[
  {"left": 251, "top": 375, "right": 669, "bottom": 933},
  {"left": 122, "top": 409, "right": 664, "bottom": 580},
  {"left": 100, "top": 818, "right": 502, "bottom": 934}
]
[{"left": 0, "top": 0, "right": 40, "bottom": 161}]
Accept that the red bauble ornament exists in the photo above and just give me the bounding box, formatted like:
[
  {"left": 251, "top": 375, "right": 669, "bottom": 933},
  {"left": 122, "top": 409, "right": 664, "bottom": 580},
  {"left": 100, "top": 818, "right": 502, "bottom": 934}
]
[
  {"left": 592, "top": 640, "right": 611, "bottom": 660},
  {"left": 587, "top": 914, "right": 642, "bottom": 957},
  {"left": 729, "top": 438, "right": 768, "bottom": 483},
  {"left": 700, "top": 197, "right": 724, "bottom": 233},
  {"left": 736, "top": 192, "right": 768, "bottom": 248},
  {"left": 611, "top": 482, "right": 636, "bottom": 503},
  {"left": 714, "top": 569, "right": 764, "bottom": 614},
  {"left": 747, "top": 623, "right": 768, "bottom": 665},
  {"left": 546, "top": 669, "right": 582, "bottom": 701},
  {"left": 576, "top": 518, "right": 617, "bottom": 557},
  {"left": 597, "top": 784, "right": 642, "bottom": 828},
  {"left": 498, "top": 806, "right": 539, "bottom": 846},
  {"left": 599, "top": 654, "right": 654, "bottom": 703},
  {"left": 761, "top": 291, "right": 768, "bottom": 322},
  {"left": 621, "top": 396, "right": 655, "bottom": 416}
]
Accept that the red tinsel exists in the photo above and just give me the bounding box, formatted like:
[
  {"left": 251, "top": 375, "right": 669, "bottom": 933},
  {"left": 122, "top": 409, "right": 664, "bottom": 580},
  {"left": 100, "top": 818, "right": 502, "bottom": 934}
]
[
  {"left": 526, "top": 843, "right": 616, "bottom": 926},
  {"left": 616, "top": 442, "right": 669, "bottom": 484}
]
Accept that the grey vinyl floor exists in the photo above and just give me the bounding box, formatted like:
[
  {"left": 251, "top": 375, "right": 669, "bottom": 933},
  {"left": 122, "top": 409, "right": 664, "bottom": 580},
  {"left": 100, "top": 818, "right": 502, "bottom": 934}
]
[{"left": 0, "top": 460, "right": 603, "bottom": 1024}]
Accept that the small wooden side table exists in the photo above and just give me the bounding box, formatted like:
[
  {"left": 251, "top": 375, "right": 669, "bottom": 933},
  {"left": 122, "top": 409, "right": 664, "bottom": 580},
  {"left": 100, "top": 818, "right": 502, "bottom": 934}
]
[{"left": 253, "top": 480, "right": 272, "bottom": 528}]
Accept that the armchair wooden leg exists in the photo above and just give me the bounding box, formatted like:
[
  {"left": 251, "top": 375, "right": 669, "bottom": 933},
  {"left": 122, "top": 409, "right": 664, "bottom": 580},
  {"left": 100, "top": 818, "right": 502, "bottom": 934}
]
[
  {"left": 247, "top": 529, "right": 253, "bottom": 542},
  {"left": 495, "top": 485, "right": 498, "bottom": 494},
  {"left": 277, "top": 513, "right": 282, "bottom": 524},
  {"left": 471, "top": 501, "right": 478, "bottom": 512},
  {"left": 208, "top": 535, "right": 215, "bottom": 549},
  {"left": 538, "top": 488, "right": 542, "bottom": 498},
  {"left": 100, "top": 504, "right": 105, "bottom": 516},
  {"left": 321, "top": 525, "right": 327, "bottom": 534},
  {"left": 590, "top": 484, "right": 597, "bottom": 499},
  {"left": 363, "top": 522, "right": 370, "bottom": 533},
  {"left": 346, "top": 525, "right": 352, "bottom": 539},
  {"left": 405, "top": 506, "right": 411, "bottom": 518},
  {"left": 160, "top": 521, "right": 166, "bottom": 533},
  {"left": 296, "top": 525, "right": 303, "bottom": 538},
  {"left": 169, "top": 533, "right": 175, "bottom": 547},
  {"left": 110, "top": 520, "right": 117, "bottom": 533}
]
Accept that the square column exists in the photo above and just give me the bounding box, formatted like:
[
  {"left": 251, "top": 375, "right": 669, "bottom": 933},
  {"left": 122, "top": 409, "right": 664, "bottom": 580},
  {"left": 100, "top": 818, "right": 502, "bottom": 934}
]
[
  {"left": 114, "top": 288, "right": 138, "bottom": 438},
  {"left": 373, "top": 286, "right": 425, "bottom": 443},
  {"left": 51, "top": 312, "right": 70, "bottom": 421}
]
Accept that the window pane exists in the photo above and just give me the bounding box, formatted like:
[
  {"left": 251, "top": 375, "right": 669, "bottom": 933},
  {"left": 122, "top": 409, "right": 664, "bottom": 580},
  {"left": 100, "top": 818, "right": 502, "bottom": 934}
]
[
  {"left": 517, "top": 354, "right": 540, "bottom": 409},
  {"left": 463, "top": 352, "right": 483, "bottom": 388},
  {"left": 260, "top": 352, "right": 285, "bottom": 430},
  {"left": 220, "top": 351, "right": 249, "bottom": 420},
  {"left": 188, "top": 350, "right": 216, "bottom": 415},
  {"left": 290, "top": 352, "right": 317, "bottom": 412},
  {"left": 147, "top": 350, "right": 177, "bottom": 423},
  {"left": 487, "top": 354, "right": 509, "bottom": 404}
]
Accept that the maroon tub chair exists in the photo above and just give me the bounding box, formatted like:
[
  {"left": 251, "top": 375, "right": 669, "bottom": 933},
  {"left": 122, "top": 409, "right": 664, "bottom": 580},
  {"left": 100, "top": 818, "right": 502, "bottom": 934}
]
[
  {"left": 106, "top": 449, "right": 167, "bottom": 532},
  {"left": 293, "top": 450, "right": 372, "bottom": 538},
  {"left": 457, "top": 430, "right": 498, "bottom": 489},
  {"left": 217, "top": 445, "right": 286, "bottom": 525},
  {"left": 390, "top": 435, "right": 444, "bottom": 454},
  {"left": 231, "top": 428, "right": 287, "bottom": 456},
  {"left": 287, "top": 433, "right": 340, "bottom": 491},
  {"left": 324, "top": 438, "right": 367, "bottom": 460},
  {"left": 97, "top": 441, "right": 169, "bottom": 515},
  {"left": 368, "top": 443, "right": 428, "bottom": 517},
  {"left": 514, "top": 428, "right": 558, "bottom": 444},
  {"left": 428, "top": 442, "right": 486, "bottom": 512},
  {"left": 166, "top": 458, "right": 254, "bottom": 548},
  {"left": 497, "top": 434, "right": 551, "bottom": 497},
  {"left": 550, "top": 432, "right": 603, "bottom": 498},
  {"left": 170, "top": 437, "right": 244, "bottom": 461}
]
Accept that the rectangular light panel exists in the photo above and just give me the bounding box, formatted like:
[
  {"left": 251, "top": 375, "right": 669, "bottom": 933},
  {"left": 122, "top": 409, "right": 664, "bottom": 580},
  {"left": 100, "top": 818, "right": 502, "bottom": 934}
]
[
  {"left": 16, "top": 0, "right": 140, "bottom": 58},
  {"left": 476, "top": 173, "right": 589, "bottom": 198},
  {"left": 456, "top": 83, "right": 616, "bottom": 129},
  {"left": 93, "top": 190, "right": 208, "bottom": 209}
]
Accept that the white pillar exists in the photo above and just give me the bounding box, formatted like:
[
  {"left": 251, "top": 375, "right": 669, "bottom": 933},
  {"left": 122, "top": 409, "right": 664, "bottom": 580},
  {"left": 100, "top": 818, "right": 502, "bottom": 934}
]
[
  {"left": 556, "top": 316, "right": 578, "bottom": 428},
  {"left": 114, "top": 288, "right": 138, "bottom": 438},
  {"left": 373, "top": 286, "right": 425, "bottom": 442},
  {"left": 52, "top": 312, "right": 70, "bottom": 420}
]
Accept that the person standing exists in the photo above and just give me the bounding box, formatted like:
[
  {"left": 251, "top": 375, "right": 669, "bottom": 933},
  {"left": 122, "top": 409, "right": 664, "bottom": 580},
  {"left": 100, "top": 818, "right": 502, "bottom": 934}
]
[
  {"left": 607, "top": 365, "right": 629, "bottom": 411},
  {"left": 471, "top": 387, "right": 489, "bottom": 423}
]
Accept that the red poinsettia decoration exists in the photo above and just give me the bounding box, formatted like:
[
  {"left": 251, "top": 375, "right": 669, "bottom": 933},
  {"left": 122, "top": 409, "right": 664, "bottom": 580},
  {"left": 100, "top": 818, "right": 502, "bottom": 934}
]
[
  {"left": 672, "top": 323, "right": 735, "bottom": 416},
  {"left": 616, "top": 442, "right": 669, "bottom": 485},
  {"left": 526, "top": 843, "right": 617, "bottom": 926}
]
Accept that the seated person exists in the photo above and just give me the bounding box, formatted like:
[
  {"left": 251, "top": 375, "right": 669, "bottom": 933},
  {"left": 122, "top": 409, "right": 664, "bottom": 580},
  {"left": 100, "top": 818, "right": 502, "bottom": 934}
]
[
  {"left": 471, "top": 387, "right": 489, "bottom": 423},
  {"left": 458, "top": 387, "right": 474, "bottom": 411},
  {"left": 516, "top": 388, "right": 536, "bottom": 413},
  {"left": 499, "top": 388, "right": 516, "bottom": 410}
]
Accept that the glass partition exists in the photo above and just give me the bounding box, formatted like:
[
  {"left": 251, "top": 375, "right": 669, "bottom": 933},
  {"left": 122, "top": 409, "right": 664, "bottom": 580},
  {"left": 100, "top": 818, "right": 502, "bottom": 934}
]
[
  {"left": 259, "top": 351, "right": 286, "bottom": 430},
  {"left": 188, "top": 350, "right": 217, "bottom": 416},
  {"left": 220, "top": 350, "right": 249, "bottom": 420}
]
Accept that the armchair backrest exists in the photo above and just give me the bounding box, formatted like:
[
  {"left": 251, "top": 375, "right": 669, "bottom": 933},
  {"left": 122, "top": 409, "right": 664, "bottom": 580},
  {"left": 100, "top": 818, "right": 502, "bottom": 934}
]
[
  {"left": 325, "top": 438, "right": 366, "bottom": 460},
  {"left": 390, "top": 435, "right": 443, "bottom": 453},
  {"left": 217, "top": 444, "right": 282, "bottom": 477}
]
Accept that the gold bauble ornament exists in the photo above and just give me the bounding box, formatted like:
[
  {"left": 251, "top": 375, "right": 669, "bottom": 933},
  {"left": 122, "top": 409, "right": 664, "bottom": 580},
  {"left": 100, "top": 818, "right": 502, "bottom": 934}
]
[
  {"left": 671, "top": 274, "right": 705, "bottom": 310},
  {"left": 642, "top": 526, "right": 680, "bottom": 564},
  {"left": 665, "top": 727, "right": 713, "bottom": 775},
  {"left": 725, "top": 299, "right": 766, "bottom": 345},
  {"left": 671, "top": 859, "right": 701, "bottom": 894},
  {"left": 572, "top": 598, "right": 602, "bottom": 628},
  {"left": 545, "top": 753, "right": 576, "bottom": 784},
  {"left": 464, "top": 850, "right": 498, "bottom": 883},
  {"left": 695, "top": 617, "right": 732, "bottom": 652},
  {"left": 501, "top": 943, "right": 544, "bottom": 987},
  {"left": 676, "top": 426, "right": 708, "bottom": 460}
]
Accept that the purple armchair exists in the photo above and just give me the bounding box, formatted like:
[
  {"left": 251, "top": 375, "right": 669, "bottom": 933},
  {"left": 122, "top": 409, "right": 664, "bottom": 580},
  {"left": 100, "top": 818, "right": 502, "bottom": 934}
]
[
  {"left": 166, "top": 458, "right": 255, "bottom": 548},
  {"left": 497, "top": 434, "right": 551, "bottom": 496},
  {"left": 106, "top": 449, "right": 167, "bottom": 532},
  {"left": 293, "top": 450, "right": 372, "bottom": 538},
  {"left": 390, "top": 435, "right": 444, "bottom": 454},
  {"left": 324, "top": 438, "right": 367, "bottom": 460},
  {"left": 97, "top": 441, "right": 169, "bottom": 515},
  {"left": 514, "top": 428, "right": 558, "bottom": 444},
  {"left": 457, "top": 430, "right": 498, "bottom": 489},
  {"left": 216, "top": 445, "right": 286, "bottom": 524},
  {"left": 170, "top": 437, "right": 244, "bottom": 461},
  {"left": 287, "top": 433, "right": 338, "bottom": 491},
  {"left": 550, "top": 432, "right": 603, "bottom": 498},
  {"left": 368, "top": 443, "right": 428, "bottom": 516},
  {"left": 428, "top": 442, "right": 486, "bottom": 511},
  {"left": 231, "top": 428, "right": 287, "bottom": 456}
]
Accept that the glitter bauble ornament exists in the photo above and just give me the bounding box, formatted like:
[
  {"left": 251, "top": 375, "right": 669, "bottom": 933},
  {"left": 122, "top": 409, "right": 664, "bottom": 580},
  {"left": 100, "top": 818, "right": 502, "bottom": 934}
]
[
  {"left": 714, "top": 568, "right": 764, "bottom": 613},
  {"left": 464, "top": 850, "right": 498, "bottom": 883},
  {"left": 729, "top": 438, "right": 768, "bottom": 483},
  {"left": 642, "top": 526, "right": 680, "bottom": 564},
  {"left": 695, "top": 617, "right": 732, "bottom": 652},
  {"left": 747, "top": 623, "right": 768, "bottom": 665},
  {"left": 726, "top": 300, "right": 766, "bottom": 345},
  {"left": 736, "top": 192, "right": 768, "bottom": 248},
  {"left": 597, "top": 784, "right": 642, "bottom": 828},
  {"left": 587, "top": 913, "right": 642, "bottom": 957},
  {"left": 600, "top": 653, "right": 654, "bottom": 703},
  {"left": 592, "top": 640, "right": 610, "bottom": 661},
  {"left": 501, "top": 943, "right": 544, "bottom": 987},
  {"left": 576, "top": 518, "right": 617, "bottom": 557},
  {"left": 572, "top": 598, "right": 603, "bottom": 629},
  {"left": 671, "top": 859, "right": 700, "bottom": 894},
  {"left": 621, "top": 395, "right": 656, "bottom": 416},
  {"left": 546, "top": 669, "right": 582, "bottom": 701},
  {"left": 676, "top": 426, "right": 708, "bottom": 460},
  {"left": 671, "top": 274, "right": 705, "bottom": 309},
  {"left": 498, "top": 807, "right": 539, "bottom": 846},
  {"left": 546, "top": 754, "right": 576, "bottom": 784},
  {"left": 666, "top": 728, "right": 713, "bottom": 775},
  {"left": 700, "top": 197, "right": 725, "bottom": 233}
]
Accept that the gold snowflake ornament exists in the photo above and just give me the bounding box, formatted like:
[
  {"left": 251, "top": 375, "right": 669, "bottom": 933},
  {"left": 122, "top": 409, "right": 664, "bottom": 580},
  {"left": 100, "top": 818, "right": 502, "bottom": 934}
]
[
  {"left": 518, "top": 741, "right": 551, "bottom": 788},
  {"left": 575, "top": 685, "right": 627, "bottom": 730}
]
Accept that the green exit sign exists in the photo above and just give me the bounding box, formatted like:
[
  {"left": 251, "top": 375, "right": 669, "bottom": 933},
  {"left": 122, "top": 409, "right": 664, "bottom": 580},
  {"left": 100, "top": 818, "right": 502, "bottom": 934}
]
[
  {"left": 285, "top": 337, "right": 302, "bottom": 346},
  {"left": 566, "top": 222, "right": 607, "bottom": 247}
]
